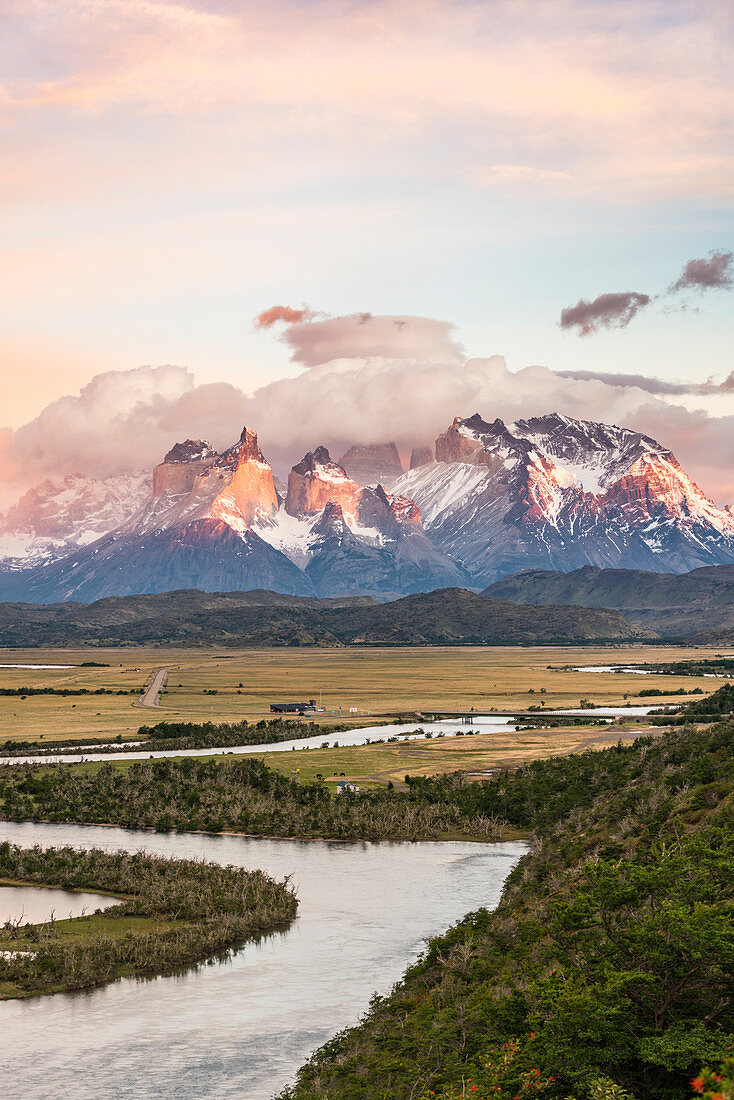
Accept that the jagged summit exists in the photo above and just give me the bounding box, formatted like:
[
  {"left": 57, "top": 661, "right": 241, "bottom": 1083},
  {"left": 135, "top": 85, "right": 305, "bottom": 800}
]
[
  {"left": 219, "top": 426, "right": 269, "bottom": 467},
  {"left": 285, "top": 448, "right": 361, "bottom": 519},
  {"left": 394, "top": 410, "right": 734, "bottom": 584},
  {"left": 291, "top": 445, "right": 340, "bottom": 477}
]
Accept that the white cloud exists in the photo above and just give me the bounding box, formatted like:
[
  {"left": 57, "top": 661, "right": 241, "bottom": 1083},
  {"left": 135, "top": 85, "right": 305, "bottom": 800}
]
[{"left": 3, "top": 314, "right": 734, "bottom": 511}]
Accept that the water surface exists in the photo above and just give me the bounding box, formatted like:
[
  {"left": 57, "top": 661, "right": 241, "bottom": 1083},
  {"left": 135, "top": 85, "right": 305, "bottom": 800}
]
[
  {"left": 0, "top": 883, "right": 118, "bottom": 926},
  {"left": 0, "top": 820, "right": 525, "bottom": 1100}
]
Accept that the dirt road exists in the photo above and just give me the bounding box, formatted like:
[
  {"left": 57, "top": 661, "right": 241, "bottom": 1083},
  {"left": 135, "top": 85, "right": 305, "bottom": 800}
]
[{"left": 136, "top": 668, "right": 168, "bottom": 708}]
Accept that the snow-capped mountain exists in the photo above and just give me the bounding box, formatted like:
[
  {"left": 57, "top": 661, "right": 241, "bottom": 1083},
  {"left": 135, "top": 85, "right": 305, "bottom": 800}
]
[
  {"left": 392, "top": 412, "right": 734, "bottom": 585},
  {"left": 256, "top": 445, "right": 468, "bottom": 595},
  {"left": 0, "top": 472, "right": 151, "bottom": 571},
  {"left": 3, "top": 410, "right": 733, "bottom": 603},
  {"left": 1, "top": 430, "right": 464, "bottom": 602}
]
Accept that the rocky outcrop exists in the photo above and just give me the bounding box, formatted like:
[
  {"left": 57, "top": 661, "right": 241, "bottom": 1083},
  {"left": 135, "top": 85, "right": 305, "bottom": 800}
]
[
  {"left": 209, "top": 428, "right": 279, "bottom": 529},
  {"left": 153, "top": 440, "right": 217, "bottom": 498},
  {"left": 338, "top": 442, "right": 403, "bottom": 485},
  {"left": 285, "top": 447, "right": 362, "bottom": 519},
  {"left": 357, "top": 485, "right": 421, "bottom": 536},
  {"left": 410, "top": 446, "right": 433, "bottom": 470},
  {"left": 145, "top": 426, "right": 278, "bottom": 534}
]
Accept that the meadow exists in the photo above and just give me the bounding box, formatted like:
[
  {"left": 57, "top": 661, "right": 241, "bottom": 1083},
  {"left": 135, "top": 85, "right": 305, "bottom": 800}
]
[{"left": 0, "top": 643, "right": 731, "bottom": 746}]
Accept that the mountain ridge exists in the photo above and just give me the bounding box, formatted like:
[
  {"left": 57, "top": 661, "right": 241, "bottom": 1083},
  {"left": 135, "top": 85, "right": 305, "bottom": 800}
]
[
  {"left": 2, "top": 410, "right": 733, "bottom": 603},
  {"left": 484, "top": 563, "right": 734, "bottom": 640},
  {"left": 0, "top": 587, "right": 649, "bottom": 647}
]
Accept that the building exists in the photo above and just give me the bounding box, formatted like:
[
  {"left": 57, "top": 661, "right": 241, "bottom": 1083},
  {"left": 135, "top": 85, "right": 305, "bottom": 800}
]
[
  {"left": 336, "top": 780, "right": 359, "bottom": 795},
  {"left": 270, "top": 699, "right": 317, "bottom": 714}
]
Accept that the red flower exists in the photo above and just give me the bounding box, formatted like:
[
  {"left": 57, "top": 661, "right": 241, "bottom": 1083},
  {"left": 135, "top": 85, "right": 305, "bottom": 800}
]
[{"left": 691, "top": 1079, "right": 704, "bottom": 1094}]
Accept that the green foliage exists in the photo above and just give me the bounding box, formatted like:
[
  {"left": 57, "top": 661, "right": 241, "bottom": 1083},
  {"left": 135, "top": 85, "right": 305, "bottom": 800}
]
[
  {"left": 0, "top": 756, "right": 506, "bottom": 840},
  {"left": 682, "top": 683, "right": 734, "bottom": 718},
  {"left": 276, "top": 718, "right": 734, "bottom": 1099}
]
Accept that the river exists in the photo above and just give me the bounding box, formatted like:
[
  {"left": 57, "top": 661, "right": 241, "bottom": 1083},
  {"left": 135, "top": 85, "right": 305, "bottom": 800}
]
[
  {"left": 1, "top": 707, "right": 657, "bottom": 766},
  {"left": 0, "top": 820, "right": 526, "bottom": 1100}
]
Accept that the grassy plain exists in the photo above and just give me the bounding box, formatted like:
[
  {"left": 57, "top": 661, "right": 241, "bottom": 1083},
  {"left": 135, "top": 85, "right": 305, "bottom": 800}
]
[
  {"left": 0, "top": 643, "right": 731, "bottom": 745},
  {"left": 243, "top": 720, "right": 657, "bottom": 789}
]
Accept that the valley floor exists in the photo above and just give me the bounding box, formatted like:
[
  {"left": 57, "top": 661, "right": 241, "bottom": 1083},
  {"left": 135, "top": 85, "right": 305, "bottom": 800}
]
[{"left": 0, "top": 642, "right": 731, "bottom": 746}]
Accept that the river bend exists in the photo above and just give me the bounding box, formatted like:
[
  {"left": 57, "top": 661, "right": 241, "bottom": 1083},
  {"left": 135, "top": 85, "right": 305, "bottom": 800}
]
[{"left": 0, "top": 820, "right": 526, "bottom": 1100}]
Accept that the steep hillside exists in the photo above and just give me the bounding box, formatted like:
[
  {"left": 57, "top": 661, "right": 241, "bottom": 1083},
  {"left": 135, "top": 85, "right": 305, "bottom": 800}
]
[{"left": 279, "top": 719, "right": 734, "bottom": 1099}]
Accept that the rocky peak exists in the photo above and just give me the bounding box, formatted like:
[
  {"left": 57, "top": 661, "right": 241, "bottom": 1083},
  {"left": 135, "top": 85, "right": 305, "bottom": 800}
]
[
  {"left": 435, "top": 414, "right": 527, "bottom": 469},
  {"left": 338, "top": 442, "right": 404, "bottom": 485},
  {"left": 309, "top": 501, "right": 357, "bottom": 546},
  {"left": 410, "top": 446, "right": 433, "bottom": 470},
  {"left": 291, "top": 445, "right": 336, "bottom": 477},
  {"left": 285, "top": 448, "right": 362, "bottom": 519},
  {"left": 218, "top": 425, "right": 267, "bottom": 468},
  {"left": 154, "top": 439, "right": 219, "bottom": 498},
  {"left": 357, "top": 485, "right": 422, "bottom": 537},
  {"left": 163, "top": 439, "right": 217, "bottom": 465}
]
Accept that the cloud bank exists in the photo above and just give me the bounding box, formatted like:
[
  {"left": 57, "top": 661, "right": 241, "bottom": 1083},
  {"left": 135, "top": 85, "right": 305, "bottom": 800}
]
[{"left": 3, "top": 311, "right": 734, "bottom": 509}]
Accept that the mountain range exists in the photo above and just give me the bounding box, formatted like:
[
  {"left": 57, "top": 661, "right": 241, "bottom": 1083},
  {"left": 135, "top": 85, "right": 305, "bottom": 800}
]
[{"left": 2, "top": 411, "right": 733, "bottom": 603}]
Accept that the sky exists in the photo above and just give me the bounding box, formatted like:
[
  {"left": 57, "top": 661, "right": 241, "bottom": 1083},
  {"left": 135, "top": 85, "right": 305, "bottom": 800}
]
[{"left": 1, "top": 0, "right": 733, "bottom": 503}]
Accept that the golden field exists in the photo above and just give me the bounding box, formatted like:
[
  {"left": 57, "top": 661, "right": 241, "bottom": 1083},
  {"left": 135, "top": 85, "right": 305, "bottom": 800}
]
[{"left": 0, "top": 642, "right": 730, "bottom": 745}]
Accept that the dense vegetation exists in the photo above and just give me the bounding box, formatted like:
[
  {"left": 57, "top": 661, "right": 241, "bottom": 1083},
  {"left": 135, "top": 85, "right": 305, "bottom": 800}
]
[
  {"left": 274, "top": 720, "right": 734, "bottom": 1099},
  {"left": 0, "top": 686, "right": 138, "bottom": 697},
  {"left": 0, "top": 756, "right": 508, "bottom": 839},
  {"left": 0, "top": 716, "right": 351, "bottom": 758},
  {"left": 0, "top": 587, "right": 645, "bottom": 647},
  {"left": 0, "top": 843, "right": 296, "bottom": 997},
  {"left": 649, "top": 682, "right": 734, "bottom": 725},
  {"left": 681, "top": 682, "right": 734, "bottom": 716}
]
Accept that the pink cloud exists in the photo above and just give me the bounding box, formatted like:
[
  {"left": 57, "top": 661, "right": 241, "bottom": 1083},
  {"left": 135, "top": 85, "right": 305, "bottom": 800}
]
[{"left": 253, "top": 305, "right": 313, "bottom": 329}]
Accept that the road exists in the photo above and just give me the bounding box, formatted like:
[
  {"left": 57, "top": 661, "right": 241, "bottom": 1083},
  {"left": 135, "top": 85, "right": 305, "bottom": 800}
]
[{"left": 136, "top": 668, "right": 168, "bottom": 709}]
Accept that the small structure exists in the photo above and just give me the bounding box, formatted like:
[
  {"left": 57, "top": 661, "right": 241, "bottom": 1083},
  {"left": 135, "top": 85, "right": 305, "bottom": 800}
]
[
  {"left": 270, "top": 699, "right": 317, "bottom": 715},
  {"left": 336, "top": 780, "right": 359, "bottom": 796}
]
